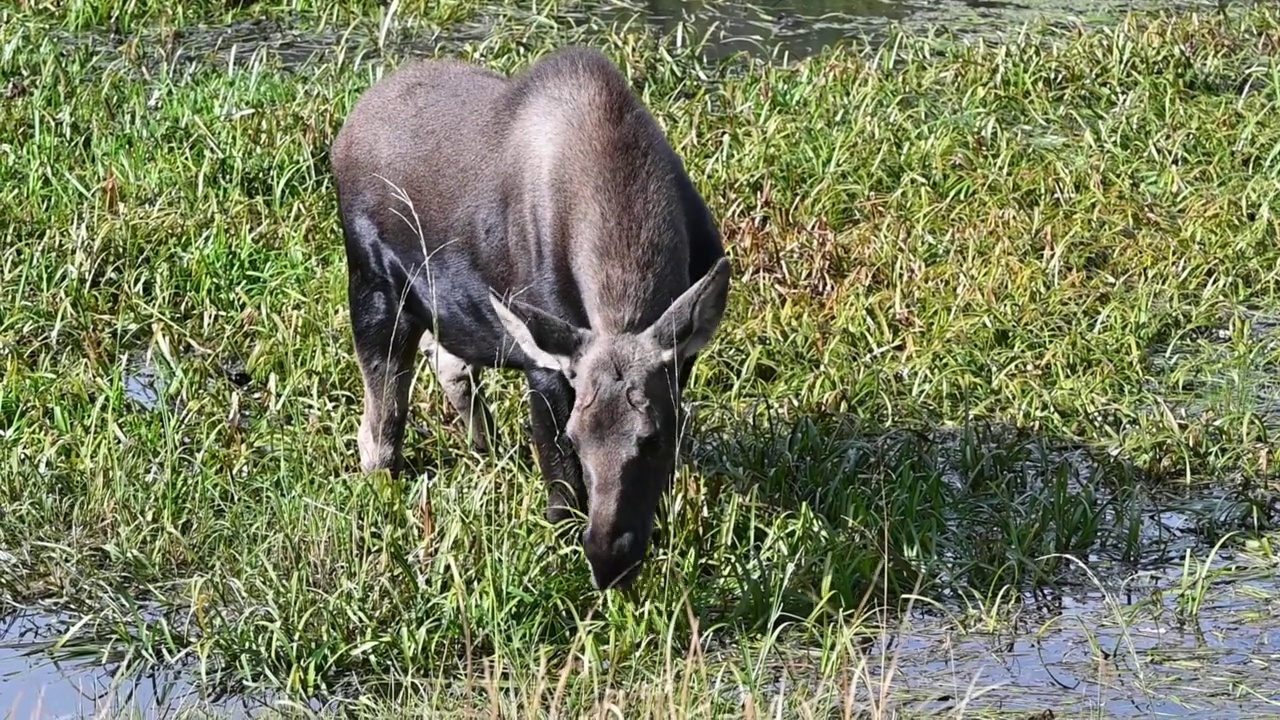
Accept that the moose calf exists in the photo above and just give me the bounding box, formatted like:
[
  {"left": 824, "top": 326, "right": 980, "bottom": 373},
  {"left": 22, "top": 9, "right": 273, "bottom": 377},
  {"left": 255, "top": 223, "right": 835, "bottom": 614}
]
[{"left": 330, "top": 46, "right": 730, "bottom": 591}]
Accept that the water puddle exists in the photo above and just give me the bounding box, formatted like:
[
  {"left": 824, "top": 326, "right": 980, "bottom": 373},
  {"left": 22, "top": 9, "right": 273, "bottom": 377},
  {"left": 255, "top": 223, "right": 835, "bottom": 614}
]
[
  {"left": 33, "top": 0, "right": 1237, "bottom": 81},
  {"left": 122, "top": 350, "right": 164, "bottom": 412},
  {"left": 689, "top": 544, "right": 1279, "bottom": 716},
  {"left": 599, "top": 0, "right": 1224, "bottom": 59},
  {"left": 865, "top": 556, "right": 1280, "bottom": 717},
  {"left": 0, "top": 610, "right": 270, "bottom": 719}
]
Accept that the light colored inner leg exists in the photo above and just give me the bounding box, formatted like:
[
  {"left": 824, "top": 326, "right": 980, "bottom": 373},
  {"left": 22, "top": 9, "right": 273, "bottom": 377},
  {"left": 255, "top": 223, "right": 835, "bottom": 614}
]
[
  {"left": 358, "top": 391, "right": 395, "bottom": 473},
  {"left": 357, "top": 351, "right": 418, "bottom": 474},
  {"left": 420, "top": 331, "right": 494, "bottom": 453}
]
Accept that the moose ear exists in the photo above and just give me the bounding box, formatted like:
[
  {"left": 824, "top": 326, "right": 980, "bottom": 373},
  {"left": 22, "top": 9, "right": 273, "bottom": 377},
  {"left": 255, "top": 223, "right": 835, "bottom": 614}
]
[
  {"left": 489, "top": 291, "right": 591, "bottom": 375},
  {"left": 642, "top": 256, "right": 731, "bottom": 364}
]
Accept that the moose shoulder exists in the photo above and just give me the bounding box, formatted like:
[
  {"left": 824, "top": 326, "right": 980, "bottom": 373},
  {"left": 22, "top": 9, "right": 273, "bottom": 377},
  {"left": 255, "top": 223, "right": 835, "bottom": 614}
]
[{"left": 330, "top": 46, "right": 730, "bottom": 591}]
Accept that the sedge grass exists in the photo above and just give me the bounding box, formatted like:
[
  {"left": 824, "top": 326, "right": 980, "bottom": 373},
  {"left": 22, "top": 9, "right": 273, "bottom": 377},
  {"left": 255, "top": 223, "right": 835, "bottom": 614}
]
[{"left": 2, "top": 0, "right": 1280, "bottom": 715}]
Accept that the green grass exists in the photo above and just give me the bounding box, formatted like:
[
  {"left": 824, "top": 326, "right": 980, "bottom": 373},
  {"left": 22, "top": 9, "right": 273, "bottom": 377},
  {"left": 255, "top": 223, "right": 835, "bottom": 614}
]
[{"left": 2, "top": 0, "right": 1280, "bottom": 716}]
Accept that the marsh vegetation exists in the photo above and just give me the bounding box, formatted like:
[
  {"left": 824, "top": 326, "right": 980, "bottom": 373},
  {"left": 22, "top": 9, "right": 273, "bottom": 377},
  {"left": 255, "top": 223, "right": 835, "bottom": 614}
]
[{"left": 1, "top": 0, "right": 1278, "bottom": 717}]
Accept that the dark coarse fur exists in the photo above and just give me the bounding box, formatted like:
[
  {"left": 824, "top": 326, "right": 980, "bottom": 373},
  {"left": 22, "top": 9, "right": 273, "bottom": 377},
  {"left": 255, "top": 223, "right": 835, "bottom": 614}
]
[{"left": 331, "top": 46, "right": 730, "bottom": 592}]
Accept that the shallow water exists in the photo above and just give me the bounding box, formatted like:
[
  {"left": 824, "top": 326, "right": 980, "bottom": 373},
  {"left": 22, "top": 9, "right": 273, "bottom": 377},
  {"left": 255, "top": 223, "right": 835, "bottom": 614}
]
[
  {"left": 0, "top": 611, "right": 230, "bottom": 719},
  {"left": 871, "top": 569, "right": 1280, "bottom": 717},
  {"left": 53, "top": 0, "right": 1230, "bottom": 77},
  {"left": 686, "top": 535, "right": 1278, "bottom": 716},
  {"left": 600, "top": 0, "right": 1224, "bottom": 58},
  {"left": 122, "top": 351, "right": 163, "bottom": 412}
]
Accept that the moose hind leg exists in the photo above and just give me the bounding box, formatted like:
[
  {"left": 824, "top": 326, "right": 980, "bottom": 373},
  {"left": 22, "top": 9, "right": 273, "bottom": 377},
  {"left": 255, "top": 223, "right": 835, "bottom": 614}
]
[
  {"left": 526, "top": 367, "right": 587, "bottom": 523},
  {"left": 351, "top": 283, "right": 424, "bottom": 475},
  {"left": 420, "top": 330, "right": 495, "bottom": 453}
]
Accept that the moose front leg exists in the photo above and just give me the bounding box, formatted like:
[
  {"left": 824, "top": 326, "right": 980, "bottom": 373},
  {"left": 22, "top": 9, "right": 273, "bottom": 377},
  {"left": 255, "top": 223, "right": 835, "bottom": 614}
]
[
  {"left": 351, "top": 282, "right": 425, "bottom": 476},
  {"left": 525, "top": 367, "right": 587, "bottom": 523}
]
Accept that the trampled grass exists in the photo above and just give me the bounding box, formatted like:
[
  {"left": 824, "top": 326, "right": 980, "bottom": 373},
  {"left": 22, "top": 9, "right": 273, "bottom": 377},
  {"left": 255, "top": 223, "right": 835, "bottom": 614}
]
[{"left": 2, "top": 0, "right": 1279, "bottom": 715}]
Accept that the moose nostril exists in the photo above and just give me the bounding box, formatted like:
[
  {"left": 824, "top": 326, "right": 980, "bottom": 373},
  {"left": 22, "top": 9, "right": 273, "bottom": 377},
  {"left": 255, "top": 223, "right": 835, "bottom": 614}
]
[
  {"left": 612, "top": 531, "right": 638, "bottom": 559},
  {"left": 582, "top": 528, "right": 640, "bottom": 560}
]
